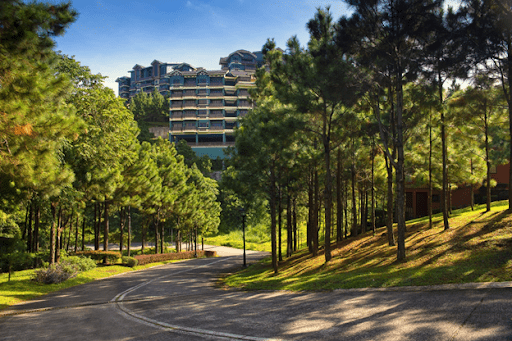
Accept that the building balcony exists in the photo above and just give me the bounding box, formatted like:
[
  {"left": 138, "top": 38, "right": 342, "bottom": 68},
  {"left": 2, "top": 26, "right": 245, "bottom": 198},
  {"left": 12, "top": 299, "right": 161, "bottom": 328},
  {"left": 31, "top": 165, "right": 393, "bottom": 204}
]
[
  {"left": 170, "top": 114, "right": 183, "bottom": 120},
  {"left": 209, "top": 112, "right": 224, "bottom": 118},
  {"left": 209, "top": 126, "right": 224, "bottom": 131},
  {"left": 171, "top": 93, "right": 183, "bottom": 98},
  {"left": 171, "top": 103, "right": 183, "bottom": 109},
  {"left": 183, "top": 126, "right": 197, "bottom": 133},
  {"left": 183, "top": 113, "right": 197, "bottom": 119},
  {"left": 171, "top": 126, "right": 183, "bottom": 132}
]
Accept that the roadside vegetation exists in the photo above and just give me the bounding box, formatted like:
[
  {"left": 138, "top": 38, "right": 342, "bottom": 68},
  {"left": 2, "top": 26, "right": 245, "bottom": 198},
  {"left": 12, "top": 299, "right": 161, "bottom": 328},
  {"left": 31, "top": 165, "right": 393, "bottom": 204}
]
[{"left": 223, "top": 201, "right": 512, "bottom": 291}]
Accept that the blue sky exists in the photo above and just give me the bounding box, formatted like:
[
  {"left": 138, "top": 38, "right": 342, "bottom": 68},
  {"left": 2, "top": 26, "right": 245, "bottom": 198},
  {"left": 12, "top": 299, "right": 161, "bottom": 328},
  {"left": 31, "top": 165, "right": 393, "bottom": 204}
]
[
  {"left": 53, "top": 0, "right": 461, "bottom": 95},
  {"left": 53, "top": 0, "right": 351, "bottom": 95}
]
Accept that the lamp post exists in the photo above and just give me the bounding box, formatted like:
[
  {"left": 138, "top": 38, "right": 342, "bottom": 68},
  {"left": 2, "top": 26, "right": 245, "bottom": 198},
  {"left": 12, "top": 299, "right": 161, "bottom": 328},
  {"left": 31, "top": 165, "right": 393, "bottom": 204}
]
[{"left": 240, "top": 208, "right": 246, "bottom": 267}]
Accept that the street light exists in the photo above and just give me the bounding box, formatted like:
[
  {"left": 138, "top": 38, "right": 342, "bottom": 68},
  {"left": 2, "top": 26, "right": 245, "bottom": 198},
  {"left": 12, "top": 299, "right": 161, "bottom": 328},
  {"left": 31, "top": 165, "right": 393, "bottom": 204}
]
[{"left": 240, "top": 207, "right": 246, "bottom": 268}]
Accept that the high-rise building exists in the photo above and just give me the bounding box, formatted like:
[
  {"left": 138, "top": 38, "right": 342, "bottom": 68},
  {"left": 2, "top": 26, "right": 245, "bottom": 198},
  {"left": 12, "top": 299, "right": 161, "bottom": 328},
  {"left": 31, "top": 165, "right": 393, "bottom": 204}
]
[{"left": 116, "top": 50, "right": 264, "bottom": 158}]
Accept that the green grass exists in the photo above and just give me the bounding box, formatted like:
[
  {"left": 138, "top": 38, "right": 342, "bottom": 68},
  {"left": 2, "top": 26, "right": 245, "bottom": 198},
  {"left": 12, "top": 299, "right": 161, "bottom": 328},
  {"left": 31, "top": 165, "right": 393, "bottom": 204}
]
[
  {"left": 205, "top": 223, "right": 308, "bottom": 253},
  {"left": 0, "top": 259, "right": 183, "bottom": 311},
  {"left": 223, "top": 201, "right": 512, "bottom": 291}
]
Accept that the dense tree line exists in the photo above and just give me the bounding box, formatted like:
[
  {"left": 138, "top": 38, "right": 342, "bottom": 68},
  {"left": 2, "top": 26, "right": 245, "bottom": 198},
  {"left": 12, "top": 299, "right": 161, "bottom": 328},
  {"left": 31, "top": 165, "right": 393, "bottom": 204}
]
[
  {"left": 225, "top": 0, "right": 509, "bottom": 272},
  {"left": 0, "top": 0, "right": 221, "bottom": 268}
]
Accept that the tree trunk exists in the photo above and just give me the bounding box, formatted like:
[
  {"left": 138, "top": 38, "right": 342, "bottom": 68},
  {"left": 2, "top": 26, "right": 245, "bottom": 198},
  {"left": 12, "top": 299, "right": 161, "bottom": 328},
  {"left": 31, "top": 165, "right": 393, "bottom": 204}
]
[
  {"left": 119, "top": 207, "right": 125, "bottom": 253},
  {"left": 440, "top": 72, "right": 450, "bottom": 231},
  {"left": 307, "top": 169, "right": 314, "bottom": 253},
  {"left": 293, "top": 198, "right": 297, "bottom": 251},
  {"left": 278, "top": 185, "right": 282, "bottom": 262},
  {"left": 127, "top": 207, "right": 132, "bottom": 256},
  {"left": 485, "top": 103, "right": 491, "bottom": 212},
  {"left": 160, "top": 219, "right": 165, "bottom": 254},
  {"left": 323, "top": 132, "right": 332, "bottom": 262},
  {"left": 104, "top": 199, "right": 109, "bottom": 253},
  {"left": 270, "top": 163, "right": 278, "bottom": 273},
  {"left": 371, "top": 144, "right": 376, "bottom": 235},
  {"left": 396, "top": 72, "right": 406, "bottom": 262},
  {"left": 313, "top": 167, "right": 319, "bottom": 255},
  {"left": 429, "top": 112, "right": 433, "bottom": 228},
  {"left": 384, "top": 152, "right": 395, "bottom": 246},
  {"left": 344, "top": 179, "right": 348, "bottom": 239},
  {"left": 49, "top": 203, "right": 57, "bottom": 265},
  {"left": 34, "top": 203, "right": 40, "bottom": 252},
  {"left": 286, "top": 192, "right": 292, "bottom": 257},
  {"left": 141, "top": 219, "right": 146, "bottom": 253},
  {"left": 351, "top": 159, "right": 358, "bottom": 237},
  {"left": 27, "top": 202, "right": 33, "bottom": 252},
  {"left": 74, "top": 214, "right": 79, "bottom": 253},
  {"left": 66, "top": 211, "right": 73, "bottom": 252},
  {"left": 336, "top": 148, "right": 343, "bottom": 242},
  {"left": 154, "top": 215, "right": 160, "bottom": 254},
  {"left": 507, "top": 38, "right": 512, "bottom": 211},
  {"left": 56, "top": 207, "right": 62, "bottom": 263}
]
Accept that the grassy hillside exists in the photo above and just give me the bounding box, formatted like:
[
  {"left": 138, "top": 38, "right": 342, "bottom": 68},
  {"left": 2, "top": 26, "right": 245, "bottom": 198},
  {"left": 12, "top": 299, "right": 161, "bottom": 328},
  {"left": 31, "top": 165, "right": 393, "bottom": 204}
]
[{"left": 223, "top": 201, "right": 512, "bottom": 291}]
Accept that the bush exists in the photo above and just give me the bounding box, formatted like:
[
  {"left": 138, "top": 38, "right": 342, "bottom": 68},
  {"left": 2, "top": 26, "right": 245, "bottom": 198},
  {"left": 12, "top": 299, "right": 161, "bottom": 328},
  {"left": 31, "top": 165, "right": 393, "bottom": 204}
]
[
  {"left": 126, "top": 246, "right": 175, "bottom": 256},
  {"left": 73, "top": 251, "right": 121, "bottom": 264},
  {"left": 61, "top": 255, "right": 96, "bottom": 272},
  {"left": 33, "top": 264, "right": 77, "bottom": 284},
  {"left": 121, "top": 256, "right": 138, "bottom": 267}
]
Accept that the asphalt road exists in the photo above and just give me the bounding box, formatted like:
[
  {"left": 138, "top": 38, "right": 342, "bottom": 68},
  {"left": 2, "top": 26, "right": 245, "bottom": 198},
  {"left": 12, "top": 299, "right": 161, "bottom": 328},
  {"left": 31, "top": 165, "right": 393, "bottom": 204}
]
[{"left": 1, "top": 246, "right": 512, "bottom": 341}]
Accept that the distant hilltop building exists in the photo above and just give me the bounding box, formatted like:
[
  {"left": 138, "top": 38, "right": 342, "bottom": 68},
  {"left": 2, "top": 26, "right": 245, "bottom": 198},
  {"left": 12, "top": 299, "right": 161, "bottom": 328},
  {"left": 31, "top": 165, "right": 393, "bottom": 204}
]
[{"left": 116, "top": 50, "right": 265, "bottom": 159}]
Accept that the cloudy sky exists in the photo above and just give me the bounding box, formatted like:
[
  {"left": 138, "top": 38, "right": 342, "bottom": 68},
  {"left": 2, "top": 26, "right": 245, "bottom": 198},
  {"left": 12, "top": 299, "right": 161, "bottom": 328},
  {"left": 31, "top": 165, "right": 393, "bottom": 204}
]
[{"left": 53, "top": 0, "right": 462, "bottom": 95}]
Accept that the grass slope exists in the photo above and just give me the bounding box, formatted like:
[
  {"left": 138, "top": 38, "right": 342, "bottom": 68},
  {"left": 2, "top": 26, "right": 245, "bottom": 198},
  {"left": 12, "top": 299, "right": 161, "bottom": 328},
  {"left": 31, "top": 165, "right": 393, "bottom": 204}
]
[{"left": 223, "top": 201, "right": 512, "bottom": 291}]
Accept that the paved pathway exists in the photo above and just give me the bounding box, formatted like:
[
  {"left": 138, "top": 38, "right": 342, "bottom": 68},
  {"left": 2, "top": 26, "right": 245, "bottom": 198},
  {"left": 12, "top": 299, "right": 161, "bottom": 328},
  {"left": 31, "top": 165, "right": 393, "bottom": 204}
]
[{"left": 1, "top": 246, "right": 512, "bottom": 340}]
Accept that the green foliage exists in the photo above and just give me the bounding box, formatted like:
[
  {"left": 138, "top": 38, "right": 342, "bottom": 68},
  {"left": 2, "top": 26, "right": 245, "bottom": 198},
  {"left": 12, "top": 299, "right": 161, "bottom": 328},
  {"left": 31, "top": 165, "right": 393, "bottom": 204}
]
[
  {"left": 73, "top": 251, "right": 120, "bottom": 264},
  {"left": 130, "top": 88, "right": 169, "bottom": 127},
  {"left": 121, "top": 256, "right": 138, "bottom": 267},
  {"left": 175, "top": 139, "right": 212, "bottom": 176},
  {"left": 60, "top": 255, "right": 96, "bottom": 272}
]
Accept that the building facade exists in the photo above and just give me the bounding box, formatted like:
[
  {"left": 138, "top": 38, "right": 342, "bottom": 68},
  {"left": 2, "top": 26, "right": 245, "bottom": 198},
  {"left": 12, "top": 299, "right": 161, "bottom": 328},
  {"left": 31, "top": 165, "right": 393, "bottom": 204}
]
[
  {"left": 116, "top": 50, "right": 264, "bottom": 158},
  {"left": 405, "top": 163, "right": 510, "bottom": 219}
]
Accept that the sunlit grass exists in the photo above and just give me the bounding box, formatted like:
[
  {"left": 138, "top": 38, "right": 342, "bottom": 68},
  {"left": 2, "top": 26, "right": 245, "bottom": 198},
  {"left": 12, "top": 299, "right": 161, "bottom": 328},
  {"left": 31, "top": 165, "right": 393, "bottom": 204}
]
[
  {"left": 224, "top": 201, "right": 512, "bottom": 291},
  {"left": 205, "top": 223, "right": 309, "bottom": 253}
]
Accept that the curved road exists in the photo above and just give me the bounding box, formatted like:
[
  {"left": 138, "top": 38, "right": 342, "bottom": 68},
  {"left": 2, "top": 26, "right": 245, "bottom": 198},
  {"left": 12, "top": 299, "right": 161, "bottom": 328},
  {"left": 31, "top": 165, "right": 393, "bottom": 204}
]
[{"left": 1, "top": 246, "right": 512, "bottom": 340}]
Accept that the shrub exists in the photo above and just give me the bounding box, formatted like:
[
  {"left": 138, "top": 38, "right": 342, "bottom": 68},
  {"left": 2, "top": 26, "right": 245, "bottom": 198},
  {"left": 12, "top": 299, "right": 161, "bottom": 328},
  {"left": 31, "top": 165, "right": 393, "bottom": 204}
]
[
  {"left": 33, "top": 264, "right": 77, "bottom": 284},
  {"left": 73, "top": 251, "right": 121, "bottom": 264},
  {"left": 121, "top": 256, "right": 138, "bottom": 267},
  {"left": 60, "top": 255, "right": 96, "bottom": 272}
]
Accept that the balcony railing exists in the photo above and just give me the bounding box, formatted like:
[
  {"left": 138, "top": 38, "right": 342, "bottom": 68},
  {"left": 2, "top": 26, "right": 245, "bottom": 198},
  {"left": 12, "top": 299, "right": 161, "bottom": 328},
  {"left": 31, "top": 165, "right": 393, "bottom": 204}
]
[
  {"left": 171, "top": 103, "right": 183, "bottom": 109},
  {"left": 170, "top": 114, "right": 183, "bottom": 120},
  {"left": 184, "top": 113, "right": 197, "bottom": 119},
  {"left": 210, "top": 126, "right": 224, "bottom": 131},
  {"left": 171, "top": 127, "right": 183, "bottom": 132},
  {"left": 183, "top": 126, "right": 197, "bottom": 132},
  {"left": 171, "top": 93, "right": 183, "bottom": 98},
  {"left": 209, "top": 112, "right": 224, "bottom": 118}
]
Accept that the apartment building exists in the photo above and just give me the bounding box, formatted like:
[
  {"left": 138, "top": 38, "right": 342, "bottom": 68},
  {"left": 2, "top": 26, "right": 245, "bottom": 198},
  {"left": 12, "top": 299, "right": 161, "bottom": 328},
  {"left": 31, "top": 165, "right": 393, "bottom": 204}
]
[{"left": 116, "top": 50, "right": 264, "bottom": 158}]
